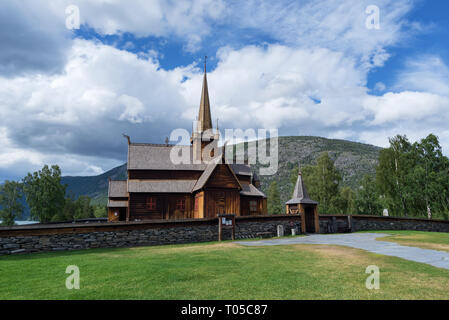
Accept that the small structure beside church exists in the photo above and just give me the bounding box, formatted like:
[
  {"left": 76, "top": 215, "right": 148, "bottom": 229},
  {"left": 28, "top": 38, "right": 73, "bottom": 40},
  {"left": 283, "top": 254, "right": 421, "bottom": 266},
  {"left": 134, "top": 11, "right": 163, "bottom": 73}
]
[
  {"left": 285, "top": 165, "right": 319, "bottom": 233},
  {"left": 107, "top": 59, "right": 267, "bottom": 222}
]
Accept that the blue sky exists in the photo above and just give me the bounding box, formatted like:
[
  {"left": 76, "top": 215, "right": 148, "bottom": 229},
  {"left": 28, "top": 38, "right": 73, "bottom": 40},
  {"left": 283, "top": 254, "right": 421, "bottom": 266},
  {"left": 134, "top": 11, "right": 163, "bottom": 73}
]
[{"left": 1, "top": 0, "right": 449, "bottom": 181}]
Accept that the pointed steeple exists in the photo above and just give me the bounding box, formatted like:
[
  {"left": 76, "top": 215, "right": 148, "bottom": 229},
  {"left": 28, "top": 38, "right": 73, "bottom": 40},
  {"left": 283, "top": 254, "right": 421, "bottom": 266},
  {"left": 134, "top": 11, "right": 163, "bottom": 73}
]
[
  {"left": 286, "top": 163, "right": 318, "bottom": 205},
  {"left": 197, "top": 56, "right": 212, "bottom": 132}
]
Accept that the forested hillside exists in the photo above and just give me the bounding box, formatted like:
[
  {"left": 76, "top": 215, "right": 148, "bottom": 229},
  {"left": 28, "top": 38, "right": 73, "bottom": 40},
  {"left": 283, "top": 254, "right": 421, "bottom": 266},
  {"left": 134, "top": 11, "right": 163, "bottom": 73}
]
[{"left": 61, "top": 136, "right": 381, "bottom": 206}]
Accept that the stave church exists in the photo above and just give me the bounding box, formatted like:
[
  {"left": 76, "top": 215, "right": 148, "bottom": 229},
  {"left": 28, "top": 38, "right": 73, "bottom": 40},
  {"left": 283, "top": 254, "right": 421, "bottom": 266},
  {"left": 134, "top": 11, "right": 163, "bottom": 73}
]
[{"left": 107, "top": 61, "right": 267, "bottom": 222}]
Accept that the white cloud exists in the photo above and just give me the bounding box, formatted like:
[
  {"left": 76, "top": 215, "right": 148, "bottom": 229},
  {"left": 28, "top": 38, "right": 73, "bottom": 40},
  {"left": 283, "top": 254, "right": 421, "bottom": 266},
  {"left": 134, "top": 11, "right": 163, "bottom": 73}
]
[
  {"left": 225, "top": 0, "right": 415, "bottom": 69},
  {"left": 363, "top": 91, "right": 449, "bottom": 125},
  {"left": 71, "top": 0, "right": 226, "bottom": 52},
  {"left": 0, "top": 1, "right": 71, "bottom": 76},
  {"left": 2, "top": 0, "right": 449, "bottom": 180},
  {"left": 395, "top": 55, "right": 449, "bottom": 95}
]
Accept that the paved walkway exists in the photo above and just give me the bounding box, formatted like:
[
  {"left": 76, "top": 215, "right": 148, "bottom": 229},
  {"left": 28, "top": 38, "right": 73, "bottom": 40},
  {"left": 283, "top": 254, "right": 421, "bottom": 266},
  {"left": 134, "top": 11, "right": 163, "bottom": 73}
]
[{"left": 236, "top": 233, "right": 449, "bottom": 270}]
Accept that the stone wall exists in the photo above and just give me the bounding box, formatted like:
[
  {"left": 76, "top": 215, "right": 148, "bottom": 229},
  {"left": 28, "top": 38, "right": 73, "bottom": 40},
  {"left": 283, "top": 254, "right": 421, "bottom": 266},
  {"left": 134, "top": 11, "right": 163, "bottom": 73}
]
[
  {"left": 319, "top": 215, "right": 352, "bottom": 233},
  {"left": 351, "top": 215, "right": 449, "bottom": 233},
  {"left": 1, "top": 214, "right": 448, "bottom": 256},
  {"left": 0, "top": 215, "right": 302, "bottom": 256}
]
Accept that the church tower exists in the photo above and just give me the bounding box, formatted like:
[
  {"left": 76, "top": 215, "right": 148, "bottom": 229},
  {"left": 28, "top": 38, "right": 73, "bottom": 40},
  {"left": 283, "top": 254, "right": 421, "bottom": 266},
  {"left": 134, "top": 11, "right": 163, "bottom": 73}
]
[{"left": 191, "top": 57, "right": 219, "bottom": 163}]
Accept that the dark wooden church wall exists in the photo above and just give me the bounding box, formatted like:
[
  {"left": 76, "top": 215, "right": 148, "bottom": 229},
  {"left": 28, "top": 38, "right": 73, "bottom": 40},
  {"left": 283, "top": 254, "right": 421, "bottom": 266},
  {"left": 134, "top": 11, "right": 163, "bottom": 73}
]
[
  {"left": 240, "top": 196, "right": 266, "bottom": 216},
  {"left": 204, "top": 189, "right": 240, "bottom": 217},
  {"left": 129, "top": 193, "right": 193, "bottom": 221}
]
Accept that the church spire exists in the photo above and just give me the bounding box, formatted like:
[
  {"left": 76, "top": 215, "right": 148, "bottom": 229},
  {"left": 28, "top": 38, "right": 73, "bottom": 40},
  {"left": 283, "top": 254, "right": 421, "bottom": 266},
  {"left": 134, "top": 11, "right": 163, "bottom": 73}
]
[{"left": 197, "top": 56, "right": 212, "bottom": 132}]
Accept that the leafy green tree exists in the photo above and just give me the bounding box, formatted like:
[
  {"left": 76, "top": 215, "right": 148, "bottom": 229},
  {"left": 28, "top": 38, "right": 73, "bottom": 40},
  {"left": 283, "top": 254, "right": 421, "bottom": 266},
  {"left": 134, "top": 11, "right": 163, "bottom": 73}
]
[
  {"left": 376, "top": 134, "right": 449, "bottom": 219},
  {"left": 355, "top": 175, "right": 382, "bottom": 215},
  {"left": 302, "top": 152, "right": 342, "bottom": 214},
  {"left": 267, "top": 181, "right": 283, "bottom": 214},
  {"left": 376, "top": 135, "right": 413, "bottom": 216},
  {"left": 74, "top": 196, "right": 95, "bottom": 219},
  {"left": 22, "top": 165, "right": 66, "bottom": 223},
  {"left": 94, "top": 205, "right": 108, "bottom": 218},
  {"left": 338, "top": 186, "right": 356, "bottom": 214},
  {"left": 52, "top": 197, "right": 77, "bottom": 222},
  {"left": 408, "top": 134, "right": 449, "bottom": 219},
  {"left": 52, "top": 195, "right": 96, "bottom": 222},
  {"left": 0, "top": 181, "right": 24, "bottom": 226}
]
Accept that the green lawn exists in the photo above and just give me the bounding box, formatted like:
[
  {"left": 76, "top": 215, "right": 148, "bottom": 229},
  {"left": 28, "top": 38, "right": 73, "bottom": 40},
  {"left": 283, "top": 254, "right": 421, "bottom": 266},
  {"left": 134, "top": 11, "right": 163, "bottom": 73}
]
[
  {"left": 1, "top": 239, "right": 448, "bottom": 300},
  {"left": 366, "top": 230, "right": 449, "bottom": 252}
]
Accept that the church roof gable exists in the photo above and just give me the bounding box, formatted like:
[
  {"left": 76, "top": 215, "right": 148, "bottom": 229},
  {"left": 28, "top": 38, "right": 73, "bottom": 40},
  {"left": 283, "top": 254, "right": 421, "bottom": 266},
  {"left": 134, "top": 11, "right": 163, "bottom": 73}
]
[{"left": 192, "top": 160, "right": 242, "bottom": 192}]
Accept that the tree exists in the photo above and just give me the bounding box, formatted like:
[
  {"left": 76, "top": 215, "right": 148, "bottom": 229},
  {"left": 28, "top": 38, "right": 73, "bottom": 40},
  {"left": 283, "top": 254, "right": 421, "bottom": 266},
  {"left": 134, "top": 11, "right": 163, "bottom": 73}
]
[
  {"left": 267, "top": 181, "right": 283, "bottom": 214},
  {"left": 74, "top": 196, "right": 95, "bottom": 219},
  {"left": 338, "top": 186, "right": 356, "bottom": 215},
  {"left": 94, "top": 205, "right": 108, "bottom": 218},
  {"left": 409, "top": 134, "right": 449, "bottom": 219},
  {"left": 376, "top": 134, "right": 449, "bottom": 219},
  {"left": 22, "top": 165, "right": 66, "bottom": 223},
  {"left": 0, "top": 181, "right": 24, "bottom": 226},
  {"left": 52, "top": 195, "right": 96, "bottom": 222},
  {"left": 302, "top": 152, "right": 342, "bottom": 214},
  {"left": 355, "top": 175, "right": 382, "bottom": 215},
  {"left": 376, "top": 135, "right": 413, "bottom": 216}
]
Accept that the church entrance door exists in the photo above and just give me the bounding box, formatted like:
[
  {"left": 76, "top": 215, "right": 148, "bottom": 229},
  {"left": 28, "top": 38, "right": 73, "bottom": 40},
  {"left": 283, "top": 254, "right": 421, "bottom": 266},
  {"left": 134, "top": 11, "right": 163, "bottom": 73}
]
[{"left": 305, "top": 206, "right": 316, "bottom": 233}]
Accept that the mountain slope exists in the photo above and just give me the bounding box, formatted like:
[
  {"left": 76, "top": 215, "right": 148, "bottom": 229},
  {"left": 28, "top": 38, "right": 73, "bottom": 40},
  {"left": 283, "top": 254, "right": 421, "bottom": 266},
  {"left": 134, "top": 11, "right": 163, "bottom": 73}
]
[
  {"left": 62, "top": 164, "right": 127, "bottom": 205},
  {"left": 61, "top": 136, "right": 381, "bottom": 206},
  {"left": 248, "top": 136, "right": 381, "bottom": 204}
]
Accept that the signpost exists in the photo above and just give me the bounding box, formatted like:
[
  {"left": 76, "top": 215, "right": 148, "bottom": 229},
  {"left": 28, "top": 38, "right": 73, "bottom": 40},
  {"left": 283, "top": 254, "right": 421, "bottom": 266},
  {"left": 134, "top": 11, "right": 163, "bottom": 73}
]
[{"left": 218, "top": 214, "right": 236, "bottom": 241}]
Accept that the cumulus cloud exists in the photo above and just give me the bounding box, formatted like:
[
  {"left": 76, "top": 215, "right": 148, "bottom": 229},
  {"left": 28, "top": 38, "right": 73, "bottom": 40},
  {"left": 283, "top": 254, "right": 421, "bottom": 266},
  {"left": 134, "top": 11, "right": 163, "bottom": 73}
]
[
  {"left": 0, "top": 1, "right": 72, "bottom": 76},
  {"left": 186, "top": 45, "right": 368, "bottom": 130},
  {"left": 1, "top": 0, "right": 449, "bottom": 180},
  {"left": 224, "top": 0, "right": 415, "bottom": 68},
  {"left": 395, "top": 55, "right": 449, "bottom": 95},
  {"left": 0, "top": 40, "right": 193, "bottom": 178},
  {"left": 68, "top": 0, "right": 226, "bottom": 52}
]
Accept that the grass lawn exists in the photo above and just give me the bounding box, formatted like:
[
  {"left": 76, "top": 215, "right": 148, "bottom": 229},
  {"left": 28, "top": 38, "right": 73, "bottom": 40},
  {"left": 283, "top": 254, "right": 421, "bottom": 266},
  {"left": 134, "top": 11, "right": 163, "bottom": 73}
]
[
  {"left": 1, "top": 239, "right": 448, "bottom": 300},
  {"left": 365, "top": 230, "right": 449, "bottom": 252}
]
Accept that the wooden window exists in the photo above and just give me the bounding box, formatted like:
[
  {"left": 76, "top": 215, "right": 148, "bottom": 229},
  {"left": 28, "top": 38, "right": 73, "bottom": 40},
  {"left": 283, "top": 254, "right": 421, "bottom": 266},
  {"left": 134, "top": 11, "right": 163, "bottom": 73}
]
[
  {"left": 146, "top": 197, "right": 157, "bottom": 210},
  {"left": 249, "top": 200, "right": 258, "bottom": 212},
  {"left": 176, "top": 199, "right": 185, "bottom": 211}
]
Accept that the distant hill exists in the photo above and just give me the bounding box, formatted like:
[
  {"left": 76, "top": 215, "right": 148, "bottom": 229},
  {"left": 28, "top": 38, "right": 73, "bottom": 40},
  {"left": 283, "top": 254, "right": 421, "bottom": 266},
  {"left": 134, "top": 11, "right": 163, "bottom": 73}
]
[
  {"left": 60, "top": 136, "right": 382, "bottom": 206},
  {"left": 62, "top": 163, "right": 127, "bottom": 206},
  {"left": 249, "top": 136, "right": 381, "bottom": 204}
]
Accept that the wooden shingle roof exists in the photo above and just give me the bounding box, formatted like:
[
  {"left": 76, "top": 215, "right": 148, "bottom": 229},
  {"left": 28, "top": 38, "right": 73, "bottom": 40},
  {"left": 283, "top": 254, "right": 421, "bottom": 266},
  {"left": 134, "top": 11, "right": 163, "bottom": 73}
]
[
  {"left": 240, "top": 183, "right": 266, "bottom": 198},
  {"left": 127, "top": 143, "right": 253, "bottom": 176},
  {"left": 128, "top": 180, "right": 196, "bottom": 193},
  {"left": 108, "top": 180, "right": 128, "bottom": 198},
  {"left": 286, "top": 171, "right": 318, "bottom": 205},
  {"left": 128, "top": 144, "right": 207, "bottom": 171}
]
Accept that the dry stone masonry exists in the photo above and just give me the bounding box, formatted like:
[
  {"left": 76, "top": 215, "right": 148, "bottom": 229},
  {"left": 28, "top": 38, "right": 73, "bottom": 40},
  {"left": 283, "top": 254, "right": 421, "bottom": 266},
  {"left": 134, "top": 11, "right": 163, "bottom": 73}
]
[{"left": 0, "top": 215, "right": 448, "bottom": 256}]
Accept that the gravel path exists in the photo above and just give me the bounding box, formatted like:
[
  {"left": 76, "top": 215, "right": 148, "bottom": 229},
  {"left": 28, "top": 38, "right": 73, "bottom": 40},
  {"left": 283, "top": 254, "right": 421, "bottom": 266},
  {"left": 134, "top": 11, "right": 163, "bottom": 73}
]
[{"left": 236, "top": 233, "right": 449, "bottom": 270}]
